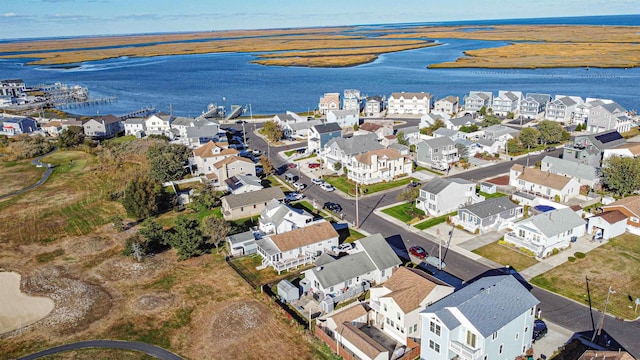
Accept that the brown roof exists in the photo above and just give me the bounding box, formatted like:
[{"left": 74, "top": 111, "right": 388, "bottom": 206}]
[
  {"left": 384, "top": 135, "right": 396, "bottom": 140},
  {"left": 511, "top": 164, "right": 525, "bottom": 172},
  {"left": 342, "top": 323, "right": 387, "bottom": 359},
  {"left": 269, "top": 222, "right": 338, "bottom": 252},
  {"left": 213, "top": 155, "right": 254, "bottom": 169},
  {"left": 579, "top": 350, "right": 635, "bottom": 360},
  {"left": 609, "top": 142, "right": 640, "bottom": 156},
  {"left": 193, "top": 141, "right": 239, "bottom": 158},
  {"left": 595, "top": 210, "right": 628, "bottom": 224},
  {"left": 354, "top": 148, "right": 404, "bottom": 166},
  {"left": 517, "top": 167, "right": 573, "bottom": 190},
  {"left": 328, "top": 303, "right": 368, "bottom": 334},
  {"left": 486, "top": 175, "right": 510, "bottom": 185},
  {"left": 570, "top": 205, "right": 583, "bottom": 211},
  {"left": 359, "top": 122, "right": 383, "bottom": 132},
  {"left": 205, "top": 173, "right": 218, "bottom": 180},
  {"left": 43, "top": 120, "right": 62, "bottom": 128},
  {"left": 381, "top": 267, "right": 442, "bottom": 313},
  {"left": 603, "top": 195, "right": 640, "bottom": 217}
]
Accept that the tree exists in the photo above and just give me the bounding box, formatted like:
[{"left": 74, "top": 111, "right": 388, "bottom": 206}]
[
  {"left": 262, "top": 120, "right": 283, "bottom": 142},
  {"left": 538, "top": 120, "right": 566, "bottom": 145},
  {"left": 519, "top": 127, "right": 540, "bottom": 150},
  {"left": 478, "top": 106, "right": 487, "bottom": 116},
  {"left": 333, "top": 161, "right": 342, "bottom": 171},
  {"left": 167, "top": 217, "right": 206, "bottom": 260},
  {"left": 481, "top": 114, "right": 502, "bottom": 127},
  {"left": 353, "top": 123, "right": 359, "bottom": 131},
  {"left": 58, "top": 126, "right": 85, "bottom": 148},
  {"left": 601, "top": 156, "right": 640, "bottom": 196},
  {"left": 259, "top": 155, "right": 274, "bottom": 176},
  {"left": 506, "top": 112, "right": 515, "bottom": 119},
  {"left": 396, "top": 187, "right": 420, "bottom": 202},
  {"left": 122, "top": 177, "right": 168, "bottom": 219},
  {"left": 421, "top": 119, "right": 445, "bottom": 136},
  {"left": 506, "top": 138, "right": 523, "bottom": 155},
  {"left": 455, "top": 142, "right": 469, "bottom": 161},
  {"left": 202, "top": 215, "right": 231, "bottom": 252},
  {"left": 147, "top": 143, "right": 190, "bottom": 183},
  {"left": 123, "top": 219, "right": 165, "bottom": 260},
  {"left": 192, "top": 183, "right": 221, "bottom": 209},
  {"left": 396, "top": 131, "right": 408, "bottom": 146},
  {"left": 459, "top": 124, "right": 479, "bottom": 133},
  {"left": 574, "top": 123, "right": 584, "bottom": 132}
]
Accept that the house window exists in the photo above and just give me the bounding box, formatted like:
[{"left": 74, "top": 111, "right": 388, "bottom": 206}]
[
  {"left": 515, "top": 332, "right": 519, "bottom": 340},
  {"left": 631, "top": 217, "right": 639, "bottom": 223},
  {"left": 329, "top": 287, "right": 334, "bottom": 292},
  {"left": 429, "top": 321, "right": 441, "bottom": 336},
  {"left": 466, "top": 331, "right": 477, "bottom": 348},
  {"left": 397, "top": 312, "right": 401, "bottom": 321},
  {"left": 492, "top": 331, "right": 498, "bottom": 340},
  {"left": 430, "top": 194, "right": 436, "bottom": 200},
  {"left": 530, "top": 307, "right": 534, "bottom": 315},
  {"left": 519, "top": 229, "right": 525, "bottom": 238},
  {"left": 525, "top": 326, "right": 529, "bottom": 333},
  {"left": 499, "top": 344, "right": 504, "bottom": 354},
  {"left": 428, "top": 340, "right": 440, "bottom": 353}
]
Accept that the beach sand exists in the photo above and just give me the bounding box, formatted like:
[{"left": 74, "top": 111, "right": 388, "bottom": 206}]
[{"left": 0, "top": 272, "right": 54, "bottom": 334}]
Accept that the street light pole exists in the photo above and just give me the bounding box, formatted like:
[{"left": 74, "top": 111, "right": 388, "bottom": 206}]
[{"left": 355, "top": 181, "right": 359, "bottom": 228}]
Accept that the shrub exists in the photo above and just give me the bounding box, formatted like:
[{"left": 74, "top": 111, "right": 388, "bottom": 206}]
[
  {"left": 574, "top": 252, "right": 586, "bottom": 259},
  {"left": 552, "top": 248, "right": 559, "bottom": 256},
  {"left": 568, "top": 256, "right": 576, "bottom": 262}
]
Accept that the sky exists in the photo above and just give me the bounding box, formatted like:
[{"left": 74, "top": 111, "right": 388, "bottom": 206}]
[{"left": 1, "top": 0, "right": 639, "bottom": 40}]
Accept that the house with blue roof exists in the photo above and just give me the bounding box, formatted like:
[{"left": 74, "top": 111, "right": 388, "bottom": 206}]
[
  {"left": 0, "top": 116, "right": 38, "bottom": 135},
  {"left": 420, "top": 275, "right": 540, "bottom": 360}
]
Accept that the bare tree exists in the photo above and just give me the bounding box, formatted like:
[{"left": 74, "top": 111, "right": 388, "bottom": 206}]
[{"left": 202, "top": 216, "right": 232, "bottom": 253}]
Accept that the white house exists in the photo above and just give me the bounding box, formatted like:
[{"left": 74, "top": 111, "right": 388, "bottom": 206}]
[
  {"left": 415, "top": 137, "right": 459, "bottom": 170},
  {"left": 545, "top": 95, "right": 583, "bottom": 123},
  {"left": 416, "top": 178, "right": 484, "bottom": 216},
  {"left": 322, "top": 133, "right": 383, "bottom": 169},
  {"left": 540, "top": 156, "right": 599, "bottom": 188},
  {"left": 368, "top": 267, "right": 453, "bottom": 345},
  {"left": 192, "top": 141, "right": 240, "bottom": 175},
  {"left": 433, "top": 96, "right": 459, "bottom": 116},
  {"left": 520, "top": 93, "right": 551, "bottom": 119},
  {"left": 463, "top": 91, "right": 493, "bottom": 112},
  {"left": 420, "top": 113, "right": 447, "bottom": 129},
  {"left": 225, "top": 174, "right": 263, "bottom": 194},
  {"left": 388, "top": 92, "right": 433, "bottom": 115},
  {"left": 282, "top": 119, "right": 322, "bottom": 139},
  {"left": 123, "top": 117, "right": 146, "bottom": 137},
  {"left": 451, "top": 196, "right": 524, "bottom": 234},
  {"left": 258, "top": 199, "right": 317, "bottom": 235},
  {"left": 504, "top": 207, "right": 586, "bottom": 257},
  {"left": 145, "top": 113, "right": 173, "bottom": 137},
  {"left": 364, "top": 96, "right": 385, "bottom": 117},
  {"left": 343, "top": 89, "right": 363, "bottom": 112},
  {"left": 256, "top": 221, "right": 339, "bottom": 274},
  {"left": 491, "top": 90, "right": 522, "bottom": 116},
  {"left": 509, "top": 165, "right": 581, "bottom": 203},
  {"left": 348, "top": 148, "right": 413, "bottom": 184},
  {"left": 587, "top": 210, "right": 627, "bottom": 240},
  {"left": 603, "top": 142, "right": 640, "bottom": 161},
  {"left": 588, "top": 102, "right": 632, "bottom": 134},
  {"left": 420, "top": 275, "right": 539, "bottom": 360},
  {"left": 210, "top": 156, "right": 256, "bottom": 187},
  {"left": 327, "top": 109, "right": 359, "bottom": 128}
]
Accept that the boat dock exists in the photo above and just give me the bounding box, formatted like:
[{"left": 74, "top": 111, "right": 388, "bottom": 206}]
[{"left": 119, "top": 107, "right": 156, "bottom": 120}]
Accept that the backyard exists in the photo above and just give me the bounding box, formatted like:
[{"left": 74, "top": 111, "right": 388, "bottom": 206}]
[
  {"left": 472, "top": 241, "right": 539, "bottom": 271},
  {"left": 323, "top": 176, "right": 416, "bottom": 196},
  {"left": 531, "top": 233, "right": 640, "bottom": 320}
]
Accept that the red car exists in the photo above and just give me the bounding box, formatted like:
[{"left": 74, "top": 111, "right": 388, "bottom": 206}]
[
  {"left": 308, "top": 163, "right": 321, "bottom": 169},
  {"left": 287, "top": 163, "right": 296, "bottom": 169},
  {"left": 409, "top": 246, "right": 427, "bottom": 259}
]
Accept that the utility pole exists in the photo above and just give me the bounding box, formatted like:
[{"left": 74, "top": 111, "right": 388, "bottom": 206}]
[
  {"left": 355, "top": 181, "right": 359, "bottom": 228},
  {"left": 437, "top": 229, "right": 442, "bottom": 271},
  {"left": 592, "top": 286, "right": 615, "bottom": 342},
  {"left": 586, "top": 276, "right": 596, "bottom": 333}
]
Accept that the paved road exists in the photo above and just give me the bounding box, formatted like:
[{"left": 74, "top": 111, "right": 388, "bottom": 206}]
[
  {"left": 18, "top": 339, "right": 184, "bottom": 360},
  {"left": 231, "top": 123, "right": 640, "bottom": 357},
  {"left": 0, "top": 150, "right": 56, "bottom": 200}
]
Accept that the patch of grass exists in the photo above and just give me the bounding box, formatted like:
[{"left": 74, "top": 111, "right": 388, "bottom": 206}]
[
  {"left": 230, "top": 254, "right": 309, "bottom": 286},
  {"left": 36, "top": 248, "right": 65, "bottom": 263},
  {"left": 297, "top": 153, "right": 318, "bottom": 161},
  {"left": 414, "top": 212, "right": 456, "bottom": 230},
  {"left": 342, "top": 228, "right": 366, "bottom": 243},
  {"left": 42, "top": 151, "right": 89, "bottom": 174},
  {"left": 478, "top": 191, "right": 507, "bottom": 199},
  {"left": 107, "top": 307, "right": 193, "bottom": 349},
  {"left": 472, "top": 241, "right": 538, "bottom": 271},
  {"left": 146, "top": 274, "right": 176, "bottom": 291},
  {"left": 324, "top": 176, "right": 416, "bottom": 196},
  {"left": 104, "top": 135, "right": 136, "bottom": 145},
  {"left": 382, "top": 202, "right": 425, "bottom": 223},
  {"left": 284, "top": 150, "right": 297, "bottom": 157}
]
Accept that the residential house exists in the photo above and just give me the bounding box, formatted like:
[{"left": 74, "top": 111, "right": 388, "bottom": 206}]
[
  {"left": 452, "top": 196, "right": 524, "bottom": 234},
  {"left": 420, "top": 113, "right": 447, "bottom": 129},
  {"left": 509, "top": 165, "right": 581, "bottom": 202},
  {"left": 327, "top": 109, "right": 359, "bottom": 128},
  {"left": 282, "top": 119, "right": 322, "bottom": 139},
  {"left": 463, "top": 91, "right": 493, "bottom": 112},
  {"left": 41, "top": 120, "right": 63, "bottom": 137},
  {"left": 211, "top": 156, "right": 256, "bottom": 186},
  {"left": 416, "top": 178, "right": 484, "bottom": 216},
  {"left": 357, "top": 122, "right": 393, "bottom": 140},
  {"left": 83, "top": 115, "right": 123, "bottom": 139},
  {"left": 562, "top": 130, "right": 626, "bottom": 167},
  {"left": 420, "top": 275, "right": 539, "bottom": 360},
  {"left": 323, "top": 133, "right": 383, "bottom": 169},
  {"left": 145, "top": 113, "right": 174, "bottom": 137},
  {"left": 446, "top": 115, "right": 477, "bottom": 131},
  {"left": 226, "top": 230, "right": 259, "bottom": 256},
  {"left": 504, "top": 207, "right": 586, "bottom": 257},
  {"left": 256, "top": 221, "right": 339, "bottom": 273},
  {"left": 0, "top": 79, "right": 26, "bottom": 97},
  {"left": 60, "top": 118, "right": 88, "bottom": 131},
  {"left": 602, "top": 196, "right": 640, "bottom": 235},
  {"left": 433, "top": 95, "right": 459, "bottom": 116},
  {"left": 192, "top": 141, "right": 239, "bottom": 175},
  {"left": 388, "top": 142, "right": 410, "bottom": 156},
  {"left": 433, "top": 128, "right": 465, "bottom": 141},
  {"left": 123, "top": 117, "right": 146, "bottom": 137},
  {"left": 0, "top": 96, "right": 11, "bottom": 107},
  {"left": 0, "top": 116, "right": 38, "bottom": 135},
  {"left": 319, "top": 93, "right": 341, "bottom": 115},
  {"left": 491, "top": 90, "right": 522, "bottom": 116},
  {"left": 454, "top": 138, "right": 480, "bottom": 158},
  {"left": 388, "top": 92, "right": 433, "bottom": 115},
  {"left": 308, "top": 123, "right": 343, "bottom": 154},
  {"left": 545, "top": 96, "right": 583, "bottom": 123},
  {"left": 573, "top": 98, "right": 611, "bottom": 126},
  {"left": 364, "top": 95, "right": 385, "bottom": 117},
  {"left": 258, "top": 199, "right": 317, "bottom": 235},
  {"left": 482, "top": 125, "right": 520, "bottom": 142},
  {"left": 220, "top": 186, "right": 285, "bottom": 220},
  {"left": 398, "top": 126, "right": 422, "bottom": 146},
  {"left": 343, "top": 89, "right": 363, "bottom": 112},
  {"left": 579, "top": 350, "right": 636, "bottom": 360},
  {"left": 588, "top": 102, "right": 632, "bottom": 134},
  {"left": 415, "top": 137, "right": 459, "bottom": 169},
  {"left": 185, "top": 121, "right": 221, "bottom": 148},
  {"left": 540, "top": 156, "right": 599, "bottom": 188},
  {"left": 587, "top": 210, "right": 627, "bottom": 240},
  {"left": 273, "top": 112, "right": 306, "bottom": 137},
  {"left": 348, "top": 148, "right": 413, "bottom": 184},
  {"left": 520, "top": 93, "right": 551, "bottom": 119},
  {"left": 603, "top": 142, "right": 640, "bottom": 161},
  {"left": 476, "top": 138, "right": 503, "bottom": 155},
  {"left": 369, "top": 267, "right": 454, "bottom": 345},
  {"left": 380, "top": 135, "right": 397, "bottom": 147},
  {"left": 225, "top": 174, "right": 263, "bottom": 194},
  {"left": 303, "top": 233, "right": 401, "bottom": 299}
]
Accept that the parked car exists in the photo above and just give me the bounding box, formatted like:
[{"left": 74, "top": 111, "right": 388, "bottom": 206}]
[
  {"left": 532, "top": 319, "right": 547, "bottom": 343},
  {"left": 320, "top": 183, "right": 335, "bottom": 192},
  {"left": 409, "top": 246, "right": 427, "bottom": 259},
  {"left": 252, "top": 149, "right": 262, "bottom": 157},
  {"left": 407, "top": 180, "right": 421, "bottom": 188},
  {"left": 285, "top": 192, "right": 305, "bottom": 202},
  {"left": 311, "top": 178, "right": 324, "bottom": 185},
  {"left": 235, "top": 120, "right": 246, "bottom": 124},
  {"left": 288, "top": 163, "right": 296, "bottom": 169},
  {"left": 337, "top": 243, "right": 353, "bottom": 252},
  {"left": 293, "top": 182, "right": 306, "bottom": 190},
  {"left": 323, "top": 202, "right": 342, "bottom": 213},
  {"left": 308, "top": 163, "right": 321, "bottom": 169},
  {"left": 544, "top": 146, "right": 556, "bottom": 152}
]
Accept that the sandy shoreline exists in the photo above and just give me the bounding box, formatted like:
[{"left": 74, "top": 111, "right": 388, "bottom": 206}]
[{"left": 0, "top": 272, "right": 54, "bottom": 335}]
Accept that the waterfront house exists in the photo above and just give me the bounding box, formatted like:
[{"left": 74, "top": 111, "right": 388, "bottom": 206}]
[
  {"left": 388, "top": 92, "right": 433, "bottom": 115},
  {"left": 348, "top": 148, "right": 413, "bottom": 185},
  {"left": 145, "top": 113, "right": 173, "bottom": 138},
  {"left": 322, "top": 133, "right": 383, "bottom": 169},
  {"left": 587, "top": 210, "right": 627, "bottom": 240},
  {"left": 573, "top": 98, "right": 611, "bottom": 126},
  {"left": 602, "top": 196, "right": 640, "bottom": 235},
  {"left": 545, "top": 95, "right": 583, "bottom": 123},
  {"left": 587, "top": 102, "right": 631, "bottom": 134},
  {"left": 0, "top": 116, "right": 38, "bottom": 136},
  {"left": 510, "top": 165, "right": 581, "bottom": 202},
  {"left": 192, "top": 140, "right": 240, "bottom": 175},
  {"left": 415, "top": 137, "right": 459, "bottom": 169},
  {"left": 416, "top": 178, "right": 484, "bottom": 216},
  {"left": 185, "top": 121, "right": 221, "bottom": 148},
  {"left": 319, "top": 93, "right": 341, "bottom": 115},
  {"left": 562, "top": 130, "right": 626, "bottom": 167},
  {"left": 520, "top": 93, "right": 551, "bottom": 119},
  {"left": 433, "top": 95, "right": 459, "bottom": 116},
  {"left": 256, "top": 221, "right": 338, "bottom": 273},
  {"left": 308, "top": 123, "right": 343, "bottom": 154},
  {"left": 357, "top": 122, "right": 393, "bottom": 140},
  {"left": 364, "top": 95, "right": 385, "bottom": 117},
  {"left": 452, "top": 196, "right": 523, "bottom": 234},
  {"left": 326, "top": 109, "right": 359, "bottom": 128},
  {"left": 258, "top": 199, "right": 318, "bottom": 235},
  {"left": 83, "top": 115, "right": 122, "bottom": 139},
  {"left": 220, "top": 186, "right": 285, "bottom": 220},
  {"left": 0, "top": 79, "right": 26, "bottom": 97},
  {"left": 369, "top": 267, "right": 454, "bottom": 345},
  {"left": 343, "top": 89, "right": 363, "bottom": 112},
  {"left": 504, "top": 207, "right": 585, "bottom": 257},
  {"left": 225, "top": 174, "right": 263, "bottom": 195},
  {"left": 420, "top": 275, "right": 539, "bottom": 360},
  {"left": 463, "top": 91, "right": 493, "bottom": 112},
  {"left": 491, "top": 90, "right": 522, "bottom": 116},
  {"left": 603, "top": 142, "right": 640, "bottom": 161},
  {"left": 123, "top": 117, "right": 146, "bottom": 137},
  {"left": 540, "top": 156, "right": 599, "bottom": 188}
]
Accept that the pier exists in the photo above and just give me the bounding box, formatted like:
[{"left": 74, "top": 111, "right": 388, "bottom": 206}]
[
  {"left": 119, "top": 107, "right": 156, "bottom": 120},
  {"left": 55, "top": 96, "right": 118, "bottom": 109}
]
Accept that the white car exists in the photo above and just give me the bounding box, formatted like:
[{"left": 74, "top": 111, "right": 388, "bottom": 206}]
[
  {"left": 337, "top": 243, "right": 353, "bottom": 252},
  {"left": 320, "top": 183, "right": 335, "bottom": 192},
  {"left": 311, "top": 178, "right": 324, "bottom": 185},
  {"left": 285, "top": 192, "right": 305, "bottom": 202},
  {"left": 293, "top": 182, "right": 306, "bottom": 190}
]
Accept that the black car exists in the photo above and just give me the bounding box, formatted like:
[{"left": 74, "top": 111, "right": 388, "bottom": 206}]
[
  {"left": 407, "top": 180, "right": 421, "bottom": 188},
  {"left": 532, "top": 319, "right": 547, "bottom": 343},
  {"left": 323, "top": 202, "right": 342, "bottom": 213}
]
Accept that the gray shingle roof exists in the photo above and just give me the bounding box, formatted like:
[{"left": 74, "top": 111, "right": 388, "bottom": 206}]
[
  {"left": 420, "top": 178, "right": 474, "bottom": 195},
  {"left": 124, "top": 118, "right": 145, "bottom": 125},
  {"left": 310, "top": 251, "right": 377, "bottom": 289},
  {"left": 226, "top": 230, "right": 256, "bottom": 245},
  {"left": 425, "top": 275, "right": 539, "bottom": 337},
  {"left": 275, "top": 113, "right": 297, "bottom": 122},
  {"left": 222, "top": 187, "right": 285, "bottom": 209},
  {"left": 460, "top": 197, "right": 519, "bottom": 219},
  {"left": 433, "top": 128, "right": 459, "bottom": 138},
  {"left": 326, "top": 133, "right": 382, "bottom": 156},
  {"left": 313, "top": 123, "right": 342, "bottom": 134},
  {"left": 420, "top": 136, "right": 455, "bottom": 149},
  {"left": 390, "top": 92, "right": 432, "bottom": 99},
  {"left": 356, "top": 233, "right": 401, "bottom": 271},
  {"left": 449, "top": 115, "right": 476, "bottom": 127},
  {"left": 541, "top": 156, "right": 598, "bottom": 181},
  {"left": 524, "top": 207, "right": 586, "bottom": 238},
  {"left": 601, "top": 102, "right": 626, "bottom": 114},
  {"left": 524, "top": 93, "right": 551, "bottom": 104},
  {"left": 287, "top": 120, "right": 321, "bottom": 131},
  {"left": 556, "top": 96, "right": 577, "bottom": 107}
]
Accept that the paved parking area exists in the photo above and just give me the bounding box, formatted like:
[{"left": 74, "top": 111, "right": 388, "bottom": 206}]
[{"left": 532, "top": 320, "right": 574, "bottom": 359}]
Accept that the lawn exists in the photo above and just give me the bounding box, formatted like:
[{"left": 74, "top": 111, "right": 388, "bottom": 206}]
[
  {"left": 381, "top": 202, "right": 426, "bottom": 223},
  {"left": 230, "top": 254, "right": 310, "bottom": 287},
  {"left": 284, "top": 150, "right": 297, "bottom": 157},
  {"left": 323, "top": 176, "right": 416, "bottom": 196},
  {"left": 472, "top": 241, "right": 538, "bottom": 271},
  {"left": 479, "top": 191, "right": 508, "bottom": 199},
  {"left": 341, "top": 228, "right": 366, "bottom": 243},
  {"left": 414, "top": 212, "right": 457, "bottom": 230},
  {"left": 0, "top": 159, "right": 45, "bottom": 197},
  {"left": 531, "top": 233, "right": 640, "bottom": 320}
]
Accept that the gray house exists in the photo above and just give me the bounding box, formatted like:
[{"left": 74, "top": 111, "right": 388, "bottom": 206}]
[
  {"left": 0, "top": 116, "right": 38, "bottom": 135},
  {"left": 220, "top": 187, "right": 285, "bottom": 220},
  {"left": 562, "top": 130, "right": 626, "bottom": 167},
  {"left": 322, "top": 133, "right": 382, "bottom": 169},
  {"left": 433, "top": 127, "right": 465, "bottom": 141},
  {"left": 226, "top": 230, "right": 258, "bottom": 256},
  {"left": 83, "top": 115, "right": 123, "bottom": 139},
  {"left": 520, "top": 93, "right": 551, "bottom": 119},
  {"left": 587, "top": 102, "right": 630, "bottom": 134},
  {"left": 463, "top": 91, "right": 493, "bottom": 112},
  {"left": 415, "top": 137, "right": 459, "bottom": 170},
  {"left": 365, "top": 95, "right": 385, "bottom": 117},
  {"left": 308, "top": 123, "right": 342, "bottom": 154},
  {"left": 540, "top": 156, "right": 599, "bottom": 187},
  {"left": 452, "top": 197, "right": 523, "bottom": 234},
  {"left": 416, "top": 178, "right": 484, "bottom": 216}
]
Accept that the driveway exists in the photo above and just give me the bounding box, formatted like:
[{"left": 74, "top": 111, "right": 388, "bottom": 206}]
[{"left": 18, "top": 339, "right": 184, "bottom": 360}]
